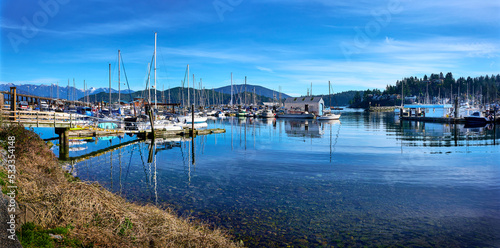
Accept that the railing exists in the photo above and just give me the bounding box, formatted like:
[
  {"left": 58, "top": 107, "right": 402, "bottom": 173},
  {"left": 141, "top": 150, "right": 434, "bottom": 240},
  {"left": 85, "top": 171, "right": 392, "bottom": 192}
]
[{"left": 0, "top": 110, "right": 89, "bottom": 128}]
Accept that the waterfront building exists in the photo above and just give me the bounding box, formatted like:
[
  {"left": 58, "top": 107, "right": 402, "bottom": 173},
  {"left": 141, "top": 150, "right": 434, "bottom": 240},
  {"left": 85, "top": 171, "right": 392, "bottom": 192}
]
[{"left": 284, "top": 96, "right": 324, "bottom": 115}]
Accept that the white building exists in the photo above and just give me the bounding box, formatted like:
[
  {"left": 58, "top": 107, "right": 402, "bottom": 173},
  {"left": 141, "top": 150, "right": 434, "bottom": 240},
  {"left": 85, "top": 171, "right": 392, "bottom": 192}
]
[
  {"left": 284, "top": 97, "right": 324, "bottom": 115},
  {"left": 404, "top": 104, "right": 454, "bottom": 118}
]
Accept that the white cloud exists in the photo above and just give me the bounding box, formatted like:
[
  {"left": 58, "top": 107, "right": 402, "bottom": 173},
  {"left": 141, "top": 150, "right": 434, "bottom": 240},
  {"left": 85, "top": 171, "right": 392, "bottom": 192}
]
[{"left": 256, "top": 66, "right": 273, "bottom": 73}]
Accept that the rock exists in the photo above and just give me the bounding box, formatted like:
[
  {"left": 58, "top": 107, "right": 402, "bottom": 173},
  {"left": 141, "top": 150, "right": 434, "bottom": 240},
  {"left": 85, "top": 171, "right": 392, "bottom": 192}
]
[{"left": 49, "top": 233, "right": 63, "bottom": 240}]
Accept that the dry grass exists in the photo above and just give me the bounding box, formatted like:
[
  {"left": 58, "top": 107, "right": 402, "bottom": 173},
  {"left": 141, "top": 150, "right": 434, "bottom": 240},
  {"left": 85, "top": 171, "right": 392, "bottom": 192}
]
[{"left": 1, "top": 124, "right": 241, "bottom": 247}]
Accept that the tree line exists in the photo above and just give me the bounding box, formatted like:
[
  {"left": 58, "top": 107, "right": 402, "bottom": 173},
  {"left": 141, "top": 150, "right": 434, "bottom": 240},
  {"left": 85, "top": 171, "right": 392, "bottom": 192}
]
[{"left": 350, "top": 72, "right": 500, "bottom": 108}]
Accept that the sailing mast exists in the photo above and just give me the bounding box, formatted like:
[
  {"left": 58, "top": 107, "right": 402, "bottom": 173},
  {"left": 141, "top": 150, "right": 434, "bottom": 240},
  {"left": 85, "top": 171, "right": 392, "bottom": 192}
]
[
  {"left": 328, "top": 81, "right": 331, "bottom": 108},
  {"left": 253, "top": 87, "right": 256, "bottom": 106},
  {"left": 109, "top": 64, "right": 111, "bottom": 108},
  {"left": 193, "top": 73, "right": 196, "bottom": 109},
  {"left": 401, "top": 80, "right": 404, "bottom": 108},
  {"left": 187, "top": 64, "right": 190, "bottom": 110},
  {"left": 118, "top": 50, "right": 121, "bottom": 105},
  {"left": 230, "top": 72, "right": 233, "bottom": 107},
  {"left": 148, "top": 63, "right": 151, "bottom": 105},
  {"left": 154, "top": 32, "right": 157, "bottom": 110}
]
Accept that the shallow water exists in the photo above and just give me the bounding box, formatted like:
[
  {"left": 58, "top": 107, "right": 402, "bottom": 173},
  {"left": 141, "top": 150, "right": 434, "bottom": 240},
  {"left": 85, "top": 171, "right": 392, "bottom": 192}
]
[{"left": 39, "top": 110, "right": 500, "bottom": 247}]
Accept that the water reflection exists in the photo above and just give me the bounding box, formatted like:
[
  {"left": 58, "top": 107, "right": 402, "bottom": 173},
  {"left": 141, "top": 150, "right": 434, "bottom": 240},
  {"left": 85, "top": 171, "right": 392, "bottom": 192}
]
[
  {"left": 285, "top": 119, "right": 324, "bottom": 138},
  {"left": 61, "top": 114, "right": 500, "bottom": 247}
]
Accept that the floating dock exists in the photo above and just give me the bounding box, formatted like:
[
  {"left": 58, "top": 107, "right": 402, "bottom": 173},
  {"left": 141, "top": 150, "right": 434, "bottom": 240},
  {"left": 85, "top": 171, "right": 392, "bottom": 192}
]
[{"left": 401, "top": 116, "right": 465, "bottom": 124}]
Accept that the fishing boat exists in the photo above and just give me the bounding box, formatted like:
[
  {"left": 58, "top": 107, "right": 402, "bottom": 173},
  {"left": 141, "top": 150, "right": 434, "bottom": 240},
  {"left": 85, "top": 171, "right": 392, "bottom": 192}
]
[{"left": 464, "top": 111, "right": 492, "bottom": 125}]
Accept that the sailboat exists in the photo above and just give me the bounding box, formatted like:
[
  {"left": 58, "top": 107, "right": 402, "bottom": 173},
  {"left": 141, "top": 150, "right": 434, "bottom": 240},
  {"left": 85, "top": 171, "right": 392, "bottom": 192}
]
[
  {"left": 318, "top": 81, "right": 341, "bottom": 120},
  {"left": 126, "top": 33, "right": 183, "bottom": 132},
  {"left": 175, "top": 64, "right": 208, "bottom": 125}
]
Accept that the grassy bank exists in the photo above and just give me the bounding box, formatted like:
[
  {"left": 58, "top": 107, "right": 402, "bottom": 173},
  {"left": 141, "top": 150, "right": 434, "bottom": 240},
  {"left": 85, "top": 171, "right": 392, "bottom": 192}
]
[{"left": 0, "top": 124, "right": 240, "bottom": 247}]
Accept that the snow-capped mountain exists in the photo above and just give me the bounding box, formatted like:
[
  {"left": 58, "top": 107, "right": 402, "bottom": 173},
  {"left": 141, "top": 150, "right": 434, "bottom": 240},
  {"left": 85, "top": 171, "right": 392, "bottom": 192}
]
[{"left": 0, "top": 83, "right": 134, "bottom": 100}]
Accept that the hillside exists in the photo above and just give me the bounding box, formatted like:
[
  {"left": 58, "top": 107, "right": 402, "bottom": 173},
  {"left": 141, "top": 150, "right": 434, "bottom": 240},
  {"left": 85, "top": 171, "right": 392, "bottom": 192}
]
[
  {"left": 214, "top": 84, "right": 292, "bottom": 99},
  {"left": 81, "top": 87, "right": 276, "bottom": 105}
]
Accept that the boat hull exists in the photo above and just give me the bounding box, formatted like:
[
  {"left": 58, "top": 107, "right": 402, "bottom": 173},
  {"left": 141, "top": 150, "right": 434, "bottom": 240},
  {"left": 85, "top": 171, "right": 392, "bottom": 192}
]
[{"left": 276, "top": 114, "right": 315, "bottom": 119}]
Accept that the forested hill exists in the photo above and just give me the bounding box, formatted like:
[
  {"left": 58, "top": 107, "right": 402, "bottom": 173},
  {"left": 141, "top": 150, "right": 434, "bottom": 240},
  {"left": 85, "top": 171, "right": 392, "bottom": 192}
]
[{"left": 350, "top": 72, "right": 500, "bottom": 108}]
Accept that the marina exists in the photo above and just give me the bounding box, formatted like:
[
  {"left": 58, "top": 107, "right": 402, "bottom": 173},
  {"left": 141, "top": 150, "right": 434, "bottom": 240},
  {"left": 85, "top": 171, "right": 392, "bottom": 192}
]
[
  {"left": 36, "top": 110, "right": 500, "bottom": 247},
  {"left": 1, "top": 1, "right": 499, "bottom": 247}
]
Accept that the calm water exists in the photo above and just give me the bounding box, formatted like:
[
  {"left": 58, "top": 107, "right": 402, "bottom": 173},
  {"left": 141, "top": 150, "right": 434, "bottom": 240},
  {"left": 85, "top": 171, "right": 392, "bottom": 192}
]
[{"left": 44, "top": 110, "right": 500, "bottom": 247}]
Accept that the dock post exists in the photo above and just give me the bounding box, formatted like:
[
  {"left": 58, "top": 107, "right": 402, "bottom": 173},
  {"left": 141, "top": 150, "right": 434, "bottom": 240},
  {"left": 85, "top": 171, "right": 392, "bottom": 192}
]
[
  {"left": 10, "top": 87, "right": 17, "bottom": 121},
  {"left": 54, "top": 112, "right": 56, "bottom": 127},
  {"left": 55, "top": 127, "right": 70, "bottom": 160},
  {"left": 36, "top": 112, "right": 39, "bottom": 127},
  {"left": 190, "top": 104, "right": 196, "bottom": 137},
  {"left": 454, "top": 97, "right": 459, "bottom": 123},
  {"left": 70, "top": 113, "right": 72, "bottom": 128},
  {"left": 148, "top": 109, "right": 155, "bottom": 139},
  {"left": 0, "top": 93, "right": 4, "bottom": 114}
]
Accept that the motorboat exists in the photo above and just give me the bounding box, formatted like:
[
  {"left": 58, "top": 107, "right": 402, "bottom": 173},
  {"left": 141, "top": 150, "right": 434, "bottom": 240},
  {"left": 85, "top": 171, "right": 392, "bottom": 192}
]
[
  {"left": 137, "top": 119, "right": 183, "bottom": 131},
  {"left": 464, "top": 111, "right": 492, "bottom": 125},
  {"left": 176, "top": 114, "right": 207, "bottom": 124},
  {"left": 215, "top": 111, "right": 226, "bottom": 118},
  {"left": 237, "top": 109, "right": 247, "bottom": 117},
  {"left": 259, "top": 110, "right": 275, "bottom": 118},
  {"left": 317, "top": 111, "right": 341, "bottom": 120}
]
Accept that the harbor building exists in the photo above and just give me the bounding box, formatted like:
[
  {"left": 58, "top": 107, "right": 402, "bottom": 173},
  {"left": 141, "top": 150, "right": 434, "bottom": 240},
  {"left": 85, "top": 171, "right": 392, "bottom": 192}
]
[{"left": 284, "top": 97, "right": 324, "bottom": 115}]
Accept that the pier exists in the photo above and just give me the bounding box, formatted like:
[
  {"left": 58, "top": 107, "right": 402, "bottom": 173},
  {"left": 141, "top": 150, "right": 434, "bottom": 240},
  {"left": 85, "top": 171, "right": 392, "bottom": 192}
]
[
  {"left": 0, "top": 108, "right": 225, "bottom": 160},
  {"left": 366, "top": 106, "right": 397, "bottom": 112},
  {"left": 1, "top": 87, "right": 90, "bottom": 110}
]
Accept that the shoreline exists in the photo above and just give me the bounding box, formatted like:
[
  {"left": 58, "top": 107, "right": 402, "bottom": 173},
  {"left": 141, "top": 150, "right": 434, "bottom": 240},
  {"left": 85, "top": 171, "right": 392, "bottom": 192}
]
[{"left": 0, "top": 124, "right": 240, "bottom": 247}]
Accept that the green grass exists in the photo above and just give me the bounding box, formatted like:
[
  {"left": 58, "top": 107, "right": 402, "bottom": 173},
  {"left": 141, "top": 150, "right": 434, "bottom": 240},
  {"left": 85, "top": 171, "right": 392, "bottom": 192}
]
[
  {"left": 0, "top": 170, "right": 8, "bottom": 194},
  {"left": 63, "top": 171, "right": 80, "bottom": 183},
  {"left": 19, "top": 222, "right": 91, "bottom": 248},
  {"left": 118, "top": 218, "right": 133, "bottom": 236}
]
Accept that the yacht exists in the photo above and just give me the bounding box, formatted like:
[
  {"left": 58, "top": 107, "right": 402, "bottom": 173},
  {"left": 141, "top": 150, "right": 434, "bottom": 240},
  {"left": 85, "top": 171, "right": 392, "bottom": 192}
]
[
  {"left": 176, "top": 114, "right": 208, "bottom": 124},
  {"left": 259, "top": 110, "right": 275, "bottom": 118},
  {"left": 464, "top": 111, "right": 492, "bottom": 125}
]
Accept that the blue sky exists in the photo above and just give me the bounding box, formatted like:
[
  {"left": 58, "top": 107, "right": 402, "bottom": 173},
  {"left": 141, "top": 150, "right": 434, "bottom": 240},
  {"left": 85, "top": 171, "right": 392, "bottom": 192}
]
[{"left": 1, "top": 0, "right": 499, "bottom": 96}]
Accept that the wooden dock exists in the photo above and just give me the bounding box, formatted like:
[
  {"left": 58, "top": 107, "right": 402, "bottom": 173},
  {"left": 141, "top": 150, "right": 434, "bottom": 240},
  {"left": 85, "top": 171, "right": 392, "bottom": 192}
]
[
  {"left": 1, "top": 110, "right": 88, "bottom": 128},
  {"left": 401, "top": 116, "right": 466, "bottom": 124},
  {"left": 366, "top": 106, "right": 397, "bottom": 112},
  {"left": 1, "top": 109, "right": 226, "bottom": 160}
]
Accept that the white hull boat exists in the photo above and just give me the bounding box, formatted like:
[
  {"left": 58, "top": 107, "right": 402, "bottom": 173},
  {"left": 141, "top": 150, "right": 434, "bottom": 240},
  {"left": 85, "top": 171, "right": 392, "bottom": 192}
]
[
  {"left": 317, "top": 112, "right": 341, "bottom": 120},
  {"left": 177, "top": 115, "right": 208, "bottom": 124}
]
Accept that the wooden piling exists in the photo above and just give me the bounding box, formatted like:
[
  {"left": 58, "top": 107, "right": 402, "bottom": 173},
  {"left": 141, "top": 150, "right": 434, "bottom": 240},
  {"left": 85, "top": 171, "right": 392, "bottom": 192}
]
[
  {"left": 148, "top": 109, "right": 155, "bottom": 139},
  {"left": 191, "top": 104, "right": 195, "bottom": 137},
  {"left": 10, "top": 87, "right": 17, "bottom": 121}
]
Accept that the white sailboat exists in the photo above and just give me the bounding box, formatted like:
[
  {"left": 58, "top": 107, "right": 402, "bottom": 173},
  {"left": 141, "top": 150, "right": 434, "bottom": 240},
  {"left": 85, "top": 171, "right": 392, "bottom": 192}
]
[{"left": 318, "top": 81, "right": 341, "bottom": 120}]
